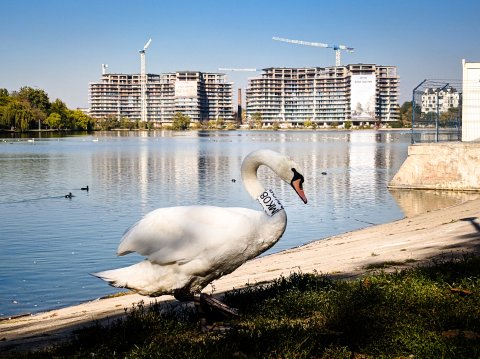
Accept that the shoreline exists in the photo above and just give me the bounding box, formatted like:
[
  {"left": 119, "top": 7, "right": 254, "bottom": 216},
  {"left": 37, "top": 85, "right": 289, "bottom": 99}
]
[{"left": 1, "top": 197, "right": 479, "bottom": 352}]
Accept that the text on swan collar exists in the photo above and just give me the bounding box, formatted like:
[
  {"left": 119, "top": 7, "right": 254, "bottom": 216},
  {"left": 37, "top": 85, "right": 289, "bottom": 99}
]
[{"left": 257, "top": 189, "right": 284, "bottom": 216}]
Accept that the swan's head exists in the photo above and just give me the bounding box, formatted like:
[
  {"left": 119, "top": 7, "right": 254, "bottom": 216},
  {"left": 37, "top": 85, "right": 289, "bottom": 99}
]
[
  {"left": 242, "top": 149, "right": 307, "bottom": 204},
  {"left": 290, "top": 167, "right": 307, "bottom": 204},
  {"left": 276, "top": 157, "right": 307, "bottom": 205}
]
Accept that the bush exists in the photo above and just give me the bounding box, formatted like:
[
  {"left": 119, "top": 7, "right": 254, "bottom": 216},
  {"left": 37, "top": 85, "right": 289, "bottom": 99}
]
[{"left": 171, "top": 112, "right": 191, "bottom": 130}]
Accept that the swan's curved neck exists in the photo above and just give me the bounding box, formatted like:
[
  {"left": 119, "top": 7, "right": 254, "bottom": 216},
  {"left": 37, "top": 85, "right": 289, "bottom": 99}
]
[
  {"left": 241, "top": 150, "right": 286, "bottom": 202},
  {"left": 241, "top": 154, "right": 267, "bottom": 200}
]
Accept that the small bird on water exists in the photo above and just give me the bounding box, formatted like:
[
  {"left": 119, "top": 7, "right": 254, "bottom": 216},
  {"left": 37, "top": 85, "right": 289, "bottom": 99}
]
[{"left": 81, "top": 186, "right": 89, "bottom": 191}]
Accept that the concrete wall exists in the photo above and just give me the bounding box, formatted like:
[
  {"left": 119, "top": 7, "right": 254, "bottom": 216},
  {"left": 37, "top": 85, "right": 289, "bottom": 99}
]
[{"left": 388, "top": 142, "right": 480, "bottom": 191}]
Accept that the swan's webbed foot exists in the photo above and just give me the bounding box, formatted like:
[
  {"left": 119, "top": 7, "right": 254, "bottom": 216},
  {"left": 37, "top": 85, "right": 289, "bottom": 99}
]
[{"left": 193, "top": 293, "right": 239, "bottom": 333}]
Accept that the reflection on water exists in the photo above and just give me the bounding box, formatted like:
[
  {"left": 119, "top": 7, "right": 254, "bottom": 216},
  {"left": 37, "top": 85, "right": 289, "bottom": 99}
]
[
  {"left": 0, "top": 129, "right": 445, "bottom": 317},
  {"left": 389, "top": 189, "right": 480, "bottom": 217}
]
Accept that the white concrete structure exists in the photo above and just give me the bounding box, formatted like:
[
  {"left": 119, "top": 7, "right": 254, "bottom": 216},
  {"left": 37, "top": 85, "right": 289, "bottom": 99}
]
[
  {"left": 462, "top": 60, "right": 480, "bottom": 141},
  {"left": 389, "top": 142, "right": 480, "bottom": 191}
]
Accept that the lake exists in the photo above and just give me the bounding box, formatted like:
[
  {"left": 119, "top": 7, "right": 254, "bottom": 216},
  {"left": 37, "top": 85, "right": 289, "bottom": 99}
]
[{"left": 0, "top": 130, "right": 476, "bottom": 317}]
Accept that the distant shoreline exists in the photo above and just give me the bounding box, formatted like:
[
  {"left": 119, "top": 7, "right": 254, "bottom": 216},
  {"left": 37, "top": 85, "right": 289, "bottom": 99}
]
[{"left": 0, "top": 127, "right": 412, "bottom": 135}]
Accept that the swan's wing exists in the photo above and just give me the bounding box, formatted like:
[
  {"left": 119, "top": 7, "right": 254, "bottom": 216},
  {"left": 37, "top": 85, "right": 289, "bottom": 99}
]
[{"left": 117, "top": 206, "right": 264, "bottom": 265}]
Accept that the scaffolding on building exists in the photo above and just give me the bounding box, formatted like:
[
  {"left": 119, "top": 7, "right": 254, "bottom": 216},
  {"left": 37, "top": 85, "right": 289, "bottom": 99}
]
[{"left": 411, "top": 79, "right": 462, "bottom": 143}]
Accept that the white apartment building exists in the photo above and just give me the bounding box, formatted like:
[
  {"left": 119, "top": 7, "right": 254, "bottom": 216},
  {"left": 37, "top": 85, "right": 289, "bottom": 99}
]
[
  {"left": 89, "top": 71, "right": 234, "bottom": 124},
  {"left": 89, "top": 73, "right": 162, "bottom": 121},
  {"left": 158, "top": 71, "right": 234, "bottom": 122},
  {"left": 246, "top": 64, "right": 399, "bottom": 126},
  {"left": 421, "top": 87, "right": 460, "bottom": 114}
]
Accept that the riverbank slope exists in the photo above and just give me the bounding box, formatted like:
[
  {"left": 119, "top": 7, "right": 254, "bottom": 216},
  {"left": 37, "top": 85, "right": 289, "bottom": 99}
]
[{"left": 1, "top": 197, "right": 479, "bottom": 352}]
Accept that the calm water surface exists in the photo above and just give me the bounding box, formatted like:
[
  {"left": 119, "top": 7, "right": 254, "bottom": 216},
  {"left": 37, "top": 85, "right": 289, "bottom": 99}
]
[{"left": 0, "top": 130, "right": 476, "bottom": 317}]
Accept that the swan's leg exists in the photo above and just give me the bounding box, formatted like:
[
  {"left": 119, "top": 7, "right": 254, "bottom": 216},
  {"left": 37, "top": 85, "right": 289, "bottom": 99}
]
[{"left": 193, "top": 293, "right": 239, "bottom": 332}]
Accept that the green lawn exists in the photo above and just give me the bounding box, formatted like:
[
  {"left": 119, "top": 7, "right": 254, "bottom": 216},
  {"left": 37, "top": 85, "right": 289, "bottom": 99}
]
[{"left": 11, "top": 255, "right": 480, "bottom": 358}]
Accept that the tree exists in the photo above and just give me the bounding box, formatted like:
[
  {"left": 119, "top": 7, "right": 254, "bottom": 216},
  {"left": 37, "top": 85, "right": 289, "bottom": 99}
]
[
  {"left": 50, "top": 99, "right": 68, "bottom": 118},
  {"left": 0, "top": 86, "right": 92, "bottom": 131},
  {"left": 207, "top": 119, "right": 217, "bottom": 129},
  {"left": 0, "top": 88, "right": 9, "bottom": 106},
  {"left": 17, "top": 87, "right": 50, "bottom": 113},
  {"left": 70, "top": 109, "right": 94, "bottom": 130},
  {"left": 215, "top": 117, "right": 225, "bottom": 129},
  {"left": 399, "top": 101, "right": 420, "bottom": 127},
  {"left": 171, "top": 112, "right": 191, "bottom": 130},
  {"left": 252, "top": 112, "right": 263, "bottom": 129},
  {"left": 120, "top": 116, "right": 136, "bottom": 130},
  {"left": 1, "top": 100, "right": 34, "bottom": 131},
  {"left": 440, "top": 107, "right": 460, "bottom": 126},
  {"left": 45, "top": 113, "right": 62, "bottom": 129}
]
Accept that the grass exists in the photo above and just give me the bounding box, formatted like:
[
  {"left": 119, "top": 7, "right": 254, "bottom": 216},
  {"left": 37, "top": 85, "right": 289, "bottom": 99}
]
[{"left": 8, "top": 255, "right": 480, "bottom": 358}]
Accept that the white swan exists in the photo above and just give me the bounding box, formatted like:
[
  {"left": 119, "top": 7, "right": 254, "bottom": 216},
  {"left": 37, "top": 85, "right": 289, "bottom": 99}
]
[{"left": 94, "top": 149, "right": 307, "bottom": 303}]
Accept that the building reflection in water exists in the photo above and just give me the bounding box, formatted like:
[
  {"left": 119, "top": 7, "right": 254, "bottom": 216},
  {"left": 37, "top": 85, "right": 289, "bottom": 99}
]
[
  {"left": 389, "top": 189, "right": 480, "bottom": 217},
  {"left": 90, "top": 130, "right": 415, "bottom": 249}
]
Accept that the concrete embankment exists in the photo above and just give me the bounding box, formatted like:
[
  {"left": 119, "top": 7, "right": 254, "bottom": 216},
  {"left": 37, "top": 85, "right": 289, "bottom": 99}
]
[
  {"left": 1, "top": 198, "right": 480, "bottom": 353},
  {"left": 389, "top": 142, "right": 480, "bottom": 191}
]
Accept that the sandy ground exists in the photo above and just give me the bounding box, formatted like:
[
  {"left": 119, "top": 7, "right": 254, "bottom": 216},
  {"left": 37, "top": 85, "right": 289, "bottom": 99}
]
[{"left": 1, "top": 198, "right": 479, "bottom": 353}]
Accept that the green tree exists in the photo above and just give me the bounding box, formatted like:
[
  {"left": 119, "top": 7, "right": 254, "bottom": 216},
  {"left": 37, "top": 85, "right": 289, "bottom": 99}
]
[
  {"left": 15, "top": 87, "right": 50, "bottom": 129},
  {"left": 226, "top": 122, "right": 238, "bottom": 130},
  {"left": 50, "top": 99, "right": 68, "bottom": 118},
  {"left": 17, "top": 86, "right": 50, "bottom": 113},
  {"left": 118, "top": 116, "right": 135, "bottom": 130},
  {"left": 0, "top": 88, "right": 9, "bottom": 106},
  {"left": 304, "top": 119, "right": 313, "bottom": 128},
  {"left": 216, "top": 117, "right": 225, "bottom": 129},
  {"left": 399, "top": 101, "right": 420, "bottom": 127},
  {"left": 252, "top": 112, "right": 263, "bottom": 129},
  {"left": 171, "top": 112, "right": 191, "bottom": 130},
  {"left": 440, "top": 107, "right": 460, "bottom": 126},
  {"left": 207, "top": 119, "right": 217, "bottom": 129},
  {"left": 70, "top": 109, "right": 94, "bottom": 130},
  {"left": 97, "top": 115, "right": 119, "bottom": 130},
  {"left": 45, "top": 113, "right": 62, "bottom": 129},
  {"left": 1, "top": 100, "right": 34, "bottom": 131}
]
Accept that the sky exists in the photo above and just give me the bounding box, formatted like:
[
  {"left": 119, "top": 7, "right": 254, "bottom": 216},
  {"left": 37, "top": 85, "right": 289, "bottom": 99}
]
[{"left": 1, "top": 0, "right": 480, "bottom": 109}]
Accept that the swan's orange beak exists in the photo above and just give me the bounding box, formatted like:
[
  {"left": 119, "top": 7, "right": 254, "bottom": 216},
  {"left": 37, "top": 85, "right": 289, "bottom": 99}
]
[{"left": 292, "top": 178, "right": 307, "bottom": 204}]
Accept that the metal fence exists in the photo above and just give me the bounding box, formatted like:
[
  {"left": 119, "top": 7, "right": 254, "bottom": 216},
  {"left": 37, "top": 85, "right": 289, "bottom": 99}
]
[{"left": 411, "top": 79, "right": 462, "bottom": 143}]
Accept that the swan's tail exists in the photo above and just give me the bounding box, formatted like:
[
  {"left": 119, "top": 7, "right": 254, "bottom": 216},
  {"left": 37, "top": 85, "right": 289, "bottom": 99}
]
[{"left": 92, "top": 260, "right": 175, "bottom": 296}]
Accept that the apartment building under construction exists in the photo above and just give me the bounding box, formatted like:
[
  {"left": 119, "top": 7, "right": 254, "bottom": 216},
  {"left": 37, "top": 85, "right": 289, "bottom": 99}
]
[
  {"left": 89, "top": 71, "right": 234, "bottom": 124},
  {"left": 246, "top": 64, "right": 399, "bottom": 126}
]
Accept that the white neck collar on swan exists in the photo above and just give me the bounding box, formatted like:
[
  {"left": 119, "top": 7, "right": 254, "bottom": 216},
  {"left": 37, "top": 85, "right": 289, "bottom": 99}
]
[{"left": 256, "top": 189, "right": 284, "bottom": 216}]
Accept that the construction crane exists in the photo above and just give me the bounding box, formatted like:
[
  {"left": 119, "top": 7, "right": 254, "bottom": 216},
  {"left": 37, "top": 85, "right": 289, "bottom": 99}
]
[
  {"left": 272, "top": 36, "right": 354, "bottom": 66},
  {"left": 139, "top": 38, "right": 152, "bottom": 123}
]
